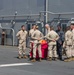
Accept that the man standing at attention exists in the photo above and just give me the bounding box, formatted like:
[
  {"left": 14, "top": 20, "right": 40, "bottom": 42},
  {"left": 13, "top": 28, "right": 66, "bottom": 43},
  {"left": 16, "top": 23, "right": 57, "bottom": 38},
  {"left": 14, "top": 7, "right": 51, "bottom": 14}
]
[
  {"left": 16, "top": 25, "right": 28, "bottom": 59},
  {"left": 45, "top": 26, "right": 59, "bottom": 61}
]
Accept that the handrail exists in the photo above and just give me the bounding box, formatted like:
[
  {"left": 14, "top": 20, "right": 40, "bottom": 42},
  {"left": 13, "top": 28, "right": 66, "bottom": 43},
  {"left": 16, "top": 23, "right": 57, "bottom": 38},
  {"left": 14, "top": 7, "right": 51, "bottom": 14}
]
[
  {"left": 40, "top": 11, "right": 74, "bottom": 15},
  {"left": 0, "top": 14, "right": 40, "bottom": 18}
]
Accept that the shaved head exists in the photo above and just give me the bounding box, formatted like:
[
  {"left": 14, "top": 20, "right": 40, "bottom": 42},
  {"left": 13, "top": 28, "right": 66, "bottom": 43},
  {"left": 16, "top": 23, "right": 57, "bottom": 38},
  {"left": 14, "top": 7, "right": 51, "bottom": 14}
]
[
  {"left": 45, "top": 24, "right": 50, "bottom": 27},
  {"left": 45, "top": 24, "right": 50, "bottom": 30}
]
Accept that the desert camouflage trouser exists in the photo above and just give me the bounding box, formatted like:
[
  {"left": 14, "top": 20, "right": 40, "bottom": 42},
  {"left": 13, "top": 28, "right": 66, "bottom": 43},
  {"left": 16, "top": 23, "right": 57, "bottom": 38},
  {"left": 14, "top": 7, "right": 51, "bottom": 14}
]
[
  {"left": 18, "top": 41, "right": 26, "bottom": 55},
  {"left": 48, "top": 45, "right": 58, "bottom": 58}
]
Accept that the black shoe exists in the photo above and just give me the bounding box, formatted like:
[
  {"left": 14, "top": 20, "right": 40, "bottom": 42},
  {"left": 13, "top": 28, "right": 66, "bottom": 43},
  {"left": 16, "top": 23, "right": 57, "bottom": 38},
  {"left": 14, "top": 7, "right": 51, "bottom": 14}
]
[{"left": 59, "top": 58, "right": 63, "bottom": 61}]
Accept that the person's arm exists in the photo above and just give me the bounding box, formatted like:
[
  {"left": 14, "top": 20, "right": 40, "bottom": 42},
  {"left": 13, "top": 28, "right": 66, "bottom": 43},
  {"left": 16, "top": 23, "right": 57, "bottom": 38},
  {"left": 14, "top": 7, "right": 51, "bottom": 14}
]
[
  {"left": 26, "top": 31, "right": 28, "bottom": 38},
  {"left": 31, "top": 32, "right": 38, "bottom": 40},
  {"left": 16, "top": 31, "right": 20, "bottom": 37},
  {"left": 55, "top": 33, "right": 59, "bottom": 41},
  {"left": 65, "top": 32, "right": 68, "bottom": 41},
  {"left": 72, "top": 30, "right": 74, "bottom": 41},
  {"left": 63, "top": 41, "right": 66, "bottom": 48},
  {"left": 39, "top": 33, "right": 44, "bottom": 40},
  {"left": 16, "top": 31, "right": 20, "bottom": 40},
  {"left": 61, "top": 31, "right": 65, "bottom": 42},
  {"left": 45, "top": 33, "right": 54, "bottom": 41},
  {"left": 29, "top": 30, "right": 31, "bottom": 37}
]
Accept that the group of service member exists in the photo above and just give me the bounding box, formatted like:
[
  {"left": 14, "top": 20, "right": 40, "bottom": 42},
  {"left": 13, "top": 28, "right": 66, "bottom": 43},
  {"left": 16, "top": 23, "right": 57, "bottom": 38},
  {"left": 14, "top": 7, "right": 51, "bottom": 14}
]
[{"left": 16, "top": 23, "right": 74, "bottom": 62}]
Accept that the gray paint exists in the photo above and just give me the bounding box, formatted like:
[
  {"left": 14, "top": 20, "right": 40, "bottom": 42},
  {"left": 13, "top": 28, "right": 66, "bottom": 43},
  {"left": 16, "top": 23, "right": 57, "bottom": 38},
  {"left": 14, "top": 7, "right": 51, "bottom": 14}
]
[
  {"left": 0, "top": 0, "right": 74, "bottom": 15},
  {"left": 0, "top": 0, "right": 74, "bottom": 45},
  {"left": 48, "top": 0, "right": 74, "bottom": 13},
  {"left": 0, "top": 46, "right": 74, "bottom": 75}
]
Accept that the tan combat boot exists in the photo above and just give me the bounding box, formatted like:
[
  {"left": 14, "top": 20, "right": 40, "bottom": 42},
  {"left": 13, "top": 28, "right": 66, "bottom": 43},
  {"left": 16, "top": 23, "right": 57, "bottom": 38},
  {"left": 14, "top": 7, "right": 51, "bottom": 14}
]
[
  {"left": 64, "top": 58, "right": 71, "bottom": 62},
  {"left": 69, "top": 57, "right": 72, "bottom": 61},
  {"left": 23, "top": 55, "right": 28, "bottom": 59},
  {"left": 47, "top": 57, "right": 52, "bottom": 61},
  {"left": 64, "top": 59, "right": 68, "bottom": 62},
  {"left": 18, "top": 55, "right": 22, "bottom": 59},
  {"left": 72, "top": 57, "right": 74, "bottom": 61},
  {"left": 54, "top": 57, "right": 57, "bottom": 61},
  {"left": 31, "top": 58, "right": 36, "bottom": 62},
  {"left": 67, "top": 58, "right": 72, "bottom": 62}
]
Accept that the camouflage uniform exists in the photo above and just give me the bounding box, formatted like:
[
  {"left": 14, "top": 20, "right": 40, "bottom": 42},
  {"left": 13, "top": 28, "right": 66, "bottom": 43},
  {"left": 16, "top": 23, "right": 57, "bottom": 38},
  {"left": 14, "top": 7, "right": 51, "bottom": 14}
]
[
  {"left": 71, "top": 29, "right": 74, "bottom": 58},
  {"left": 31, "top": 29, "right": 43, "bottom": 59},
  {"left": 46, "top": 30, "right": 59, "bottom": 60},
  {"left": 29, "top": 29, "right": 35, "bottom": 43},
  {"left": 16, "top": 30, "right": 27, "bottom": 58},
  {"left": 29, "top": 29, "right": 35, "bottom": 58},
  {"left": 63, "top": 30, "right": 73, "bottom": 59}
]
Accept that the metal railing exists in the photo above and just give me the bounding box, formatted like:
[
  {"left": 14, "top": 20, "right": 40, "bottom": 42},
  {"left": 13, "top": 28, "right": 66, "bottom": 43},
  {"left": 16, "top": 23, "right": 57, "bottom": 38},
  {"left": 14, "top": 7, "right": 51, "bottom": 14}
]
[
  {"left": 39, "top": 11, "right": 74, "bottom": 24},
  {"left": 0, "top": 14, "right": 41, "bottom": 46},
  {"left": 0, "top": 14, "right": 40, "bottom": 18},
  {"left": 40, "top": 11, "right": 74, "bottom": 15}
]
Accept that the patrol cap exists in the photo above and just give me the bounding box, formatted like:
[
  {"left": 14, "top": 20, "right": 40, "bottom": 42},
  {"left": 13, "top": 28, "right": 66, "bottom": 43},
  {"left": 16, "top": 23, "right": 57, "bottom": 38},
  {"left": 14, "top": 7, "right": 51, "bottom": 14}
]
[{"left": 71, "top": 21, "right": 74, "bottom": 25}]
